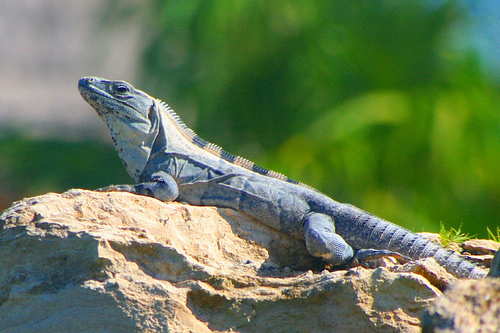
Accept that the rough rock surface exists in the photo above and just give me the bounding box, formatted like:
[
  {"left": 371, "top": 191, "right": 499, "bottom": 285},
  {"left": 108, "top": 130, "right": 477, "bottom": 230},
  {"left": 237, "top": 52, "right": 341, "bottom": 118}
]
[
  {"left": 421, "top": 279, "right": 500, "bottom": 333},
  {"left": 0, "top": 190, "right": 495, "bottom": 332},
  {"left": 462, "top": 239, "right": 500, "bottom": 255}
]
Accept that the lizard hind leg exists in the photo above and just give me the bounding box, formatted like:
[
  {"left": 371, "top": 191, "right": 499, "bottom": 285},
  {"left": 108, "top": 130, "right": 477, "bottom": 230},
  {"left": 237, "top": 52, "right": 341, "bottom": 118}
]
[
  {"left": 304, "top": 213, "right": 410, "bottom": 268},
  {"left": 303, "top": 213, "right": 354, "bottom": 265}
]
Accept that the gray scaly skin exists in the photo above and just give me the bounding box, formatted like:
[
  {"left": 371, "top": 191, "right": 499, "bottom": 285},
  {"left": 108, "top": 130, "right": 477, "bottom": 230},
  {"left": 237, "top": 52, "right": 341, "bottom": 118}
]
[{"left": 78, "top": 76, "right": 486, "bottom": 279}]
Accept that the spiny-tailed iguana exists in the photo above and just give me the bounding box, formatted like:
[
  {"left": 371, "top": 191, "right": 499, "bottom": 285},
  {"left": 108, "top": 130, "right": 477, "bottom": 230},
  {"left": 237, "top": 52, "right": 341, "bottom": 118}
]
[{"left": 78, "top": 76, "right": 486, "bottom": 279}]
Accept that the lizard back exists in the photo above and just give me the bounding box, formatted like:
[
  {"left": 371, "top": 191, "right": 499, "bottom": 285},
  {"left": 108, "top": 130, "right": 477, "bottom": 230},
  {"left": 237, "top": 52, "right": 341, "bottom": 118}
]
[{"left": 157, "top": 100, "right": 307, "bottom": 187}]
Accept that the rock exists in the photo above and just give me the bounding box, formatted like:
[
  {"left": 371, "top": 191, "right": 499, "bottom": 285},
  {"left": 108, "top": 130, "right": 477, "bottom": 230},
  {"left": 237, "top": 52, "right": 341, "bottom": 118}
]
[
  {"left": 418, "top": 232, "right": 442, "bottom": 244},
  {"left": 421, "top": 278, "right": 500, "bottom": 333},
  {"left": 392, "top": 258, "right": 455, "bottom": 292},
  {"left": 0, "top": 190, "right": 490, "bottom": 332},
  {"left": 462, "top": 239, "right": 500, "bottom": 255}
]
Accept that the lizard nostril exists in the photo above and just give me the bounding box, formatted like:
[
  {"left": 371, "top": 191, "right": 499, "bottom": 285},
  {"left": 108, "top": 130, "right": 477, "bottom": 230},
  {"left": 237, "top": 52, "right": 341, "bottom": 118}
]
[{"left": 79, "top": 77, "right": 95, "bottom": 88}]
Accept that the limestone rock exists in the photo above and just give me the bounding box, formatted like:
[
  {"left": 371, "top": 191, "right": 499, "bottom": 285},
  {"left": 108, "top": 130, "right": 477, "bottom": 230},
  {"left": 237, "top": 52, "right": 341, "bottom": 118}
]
[
  {"left": 0, "top": 190, "right": 489, "bottom": 332},
  {"left": 462, "top": 239, "right": 500, "bottom": 255},
  {"left": 418, "top": 232, "right": 442, "bottom": 244},
  {"left": 421, "top": 279, "right": 500, "bottom": 333},
  {"left": 392, "top": 258, "right": 455, "bottom": 292}
]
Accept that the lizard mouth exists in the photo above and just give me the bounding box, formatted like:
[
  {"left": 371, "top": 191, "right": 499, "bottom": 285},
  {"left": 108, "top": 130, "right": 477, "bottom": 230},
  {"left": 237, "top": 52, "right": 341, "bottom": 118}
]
[{"left": 78, "top": 77, "right": 113, "bottom": 115}]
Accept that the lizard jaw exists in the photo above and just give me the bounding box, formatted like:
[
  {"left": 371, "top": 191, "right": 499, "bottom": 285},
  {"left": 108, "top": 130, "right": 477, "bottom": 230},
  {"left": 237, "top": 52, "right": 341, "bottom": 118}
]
[{"left": 78, "top": 77, "right": 113, "bottom": 116}]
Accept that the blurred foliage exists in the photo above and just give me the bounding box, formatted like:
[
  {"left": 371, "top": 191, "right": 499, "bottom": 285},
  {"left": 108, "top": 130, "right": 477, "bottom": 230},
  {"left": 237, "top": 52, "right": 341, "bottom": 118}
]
[
  {"left": 487, "top": 226, "right": 500, "bottom": 242},
  {"left": 0, "top": 132, "right": 129, "bottom": 209},
  {"left": 1, "top": 1, "right": 498, "bottom": 239}
]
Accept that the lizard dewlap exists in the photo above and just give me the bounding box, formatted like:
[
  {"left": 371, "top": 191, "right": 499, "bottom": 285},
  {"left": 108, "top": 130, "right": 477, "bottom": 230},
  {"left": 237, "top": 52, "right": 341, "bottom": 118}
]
[{"left": 78, "top": 76, "right": 487, "bottom": 279}]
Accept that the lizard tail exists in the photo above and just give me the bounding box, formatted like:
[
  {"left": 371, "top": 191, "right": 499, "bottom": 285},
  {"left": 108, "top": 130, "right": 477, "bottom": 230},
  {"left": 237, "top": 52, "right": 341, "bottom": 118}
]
[
  {"left": 407, "top": 238, "right": 486, "bottom": 279},
  {"left": 334, "top": 205, "right": 487, "bottom": 279}
]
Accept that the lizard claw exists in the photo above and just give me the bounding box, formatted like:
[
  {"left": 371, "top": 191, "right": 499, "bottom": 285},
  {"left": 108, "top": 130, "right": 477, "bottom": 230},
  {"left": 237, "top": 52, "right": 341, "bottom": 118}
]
[
  {"left": 95, "top": 184, "right": 136, "bottom": 193},
  {"left": 350, "top": 249, "right": 411, "bottom": 268}
]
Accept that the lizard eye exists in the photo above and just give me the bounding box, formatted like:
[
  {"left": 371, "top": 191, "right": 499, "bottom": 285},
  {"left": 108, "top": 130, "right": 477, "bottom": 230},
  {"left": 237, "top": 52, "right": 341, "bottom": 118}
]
[{"left": 113, "top": 84, "right": 131, "bottom": 95}]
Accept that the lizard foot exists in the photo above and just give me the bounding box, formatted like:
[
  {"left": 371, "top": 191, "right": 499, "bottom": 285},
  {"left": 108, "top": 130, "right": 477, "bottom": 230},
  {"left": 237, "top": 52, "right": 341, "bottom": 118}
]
[
  {"left": 350, "top": 249, "right": 411, "bottom": 268},
  {"left": 95, "top": 173, "right": 178, "bottom": 202},
  {"left": 96, "top": 184, "right": 136, "bottom": 193}
]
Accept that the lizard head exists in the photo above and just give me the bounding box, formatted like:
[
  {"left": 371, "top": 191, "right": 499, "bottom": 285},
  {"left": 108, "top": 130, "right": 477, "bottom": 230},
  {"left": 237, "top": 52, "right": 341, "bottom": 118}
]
[{"left": 78, "top": 76, "right": 161, "bottom": 181}]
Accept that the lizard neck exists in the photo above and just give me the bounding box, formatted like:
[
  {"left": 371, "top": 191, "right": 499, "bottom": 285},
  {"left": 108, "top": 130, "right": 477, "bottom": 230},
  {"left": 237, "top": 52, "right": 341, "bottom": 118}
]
[{"left": 104, "top": 102, "right": 160, "bottom": 181}]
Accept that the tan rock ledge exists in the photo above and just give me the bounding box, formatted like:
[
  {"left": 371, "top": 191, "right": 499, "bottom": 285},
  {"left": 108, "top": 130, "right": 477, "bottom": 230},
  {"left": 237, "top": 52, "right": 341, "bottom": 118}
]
[{"left": 0, "top": 190, "right": 496, "bottom": 332}]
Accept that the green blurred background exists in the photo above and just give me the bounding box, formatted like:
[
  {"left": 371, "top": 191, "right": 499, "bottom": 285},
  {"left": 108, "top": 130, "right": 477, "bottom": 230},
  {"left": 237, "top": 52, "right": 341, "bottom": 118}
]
[{"left": 0, "top": 0, "right": 498, "bottom": 237}]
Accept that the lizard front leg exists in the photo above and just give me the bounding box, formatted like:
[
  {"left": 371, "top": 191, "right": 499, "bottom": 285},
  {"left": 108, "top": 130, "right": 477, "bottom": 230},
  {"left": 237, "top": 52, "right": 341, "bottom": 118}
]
[{"left": 97, "top": 171, "right": 179, "bottom": 202}]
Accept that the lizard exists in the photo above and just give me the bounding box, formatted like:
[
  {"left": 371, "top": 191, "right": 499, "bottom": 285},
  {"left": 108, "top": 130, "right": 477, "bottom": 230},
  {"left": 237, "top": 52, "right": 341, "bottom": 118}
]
[{"left": 78, "top": 76, "right": 487, "bottom": 279}]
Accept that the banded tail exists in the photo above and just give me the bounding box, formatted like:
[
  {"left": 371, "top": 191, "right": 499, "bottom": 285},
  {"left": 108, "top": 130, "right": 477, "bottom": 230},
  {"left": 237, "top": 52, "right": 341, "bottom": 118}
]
[{"left": 335, "top": 204, "right": 486, "bottom": 279}]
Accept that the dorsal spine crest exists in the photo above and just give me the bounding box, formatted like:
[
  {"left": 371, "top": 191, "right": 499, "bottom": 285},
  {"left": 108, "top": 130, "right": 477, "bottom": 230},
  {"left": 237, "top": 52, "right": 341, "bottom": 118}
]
[{"left": 157, "top": 99, "right": 304, "bottom": 186}]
